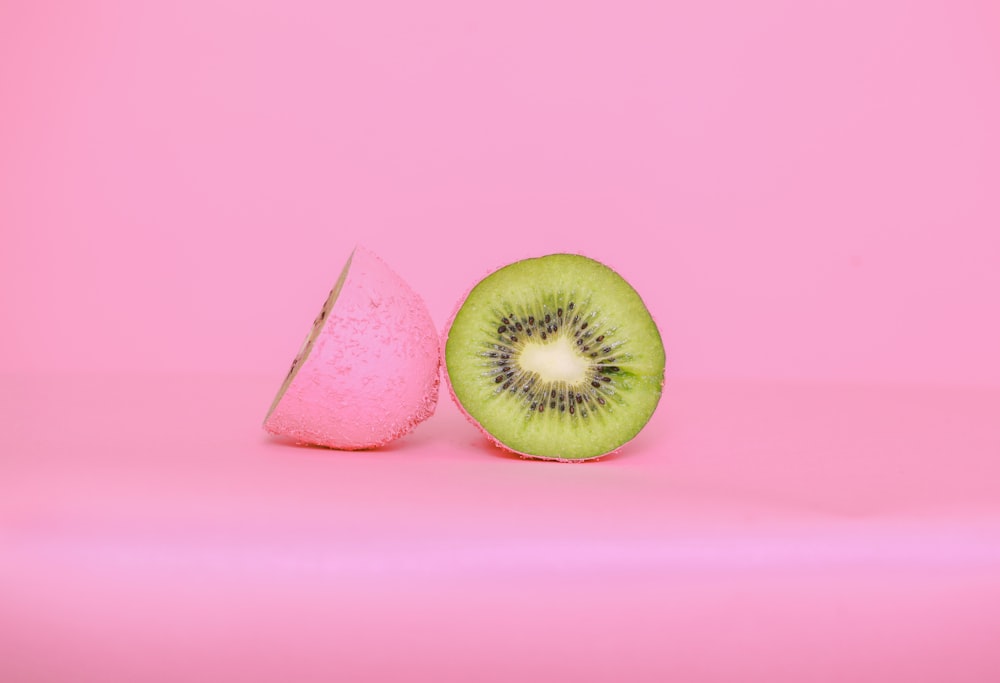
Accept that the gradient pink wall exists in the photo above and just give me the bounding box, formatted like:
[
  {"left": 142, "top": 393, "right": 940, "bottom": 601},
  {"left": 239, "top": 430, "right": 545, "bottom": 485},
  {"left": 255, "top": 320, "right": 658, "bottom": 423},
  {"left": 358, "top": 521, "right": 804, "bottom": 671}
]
[{"left": 3, "top": 0, "right": 999, "bottom": 384}]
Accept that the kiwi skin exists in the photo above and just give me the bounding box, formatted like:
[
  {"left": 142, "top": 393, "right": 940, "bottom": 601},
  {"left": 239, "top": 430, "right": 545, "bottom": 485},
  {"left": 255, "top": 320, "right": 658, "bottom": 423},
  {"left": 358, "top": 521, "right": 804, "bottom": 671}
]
[{"left": 443, "top": 254, "right": 665, "bottom": 462}]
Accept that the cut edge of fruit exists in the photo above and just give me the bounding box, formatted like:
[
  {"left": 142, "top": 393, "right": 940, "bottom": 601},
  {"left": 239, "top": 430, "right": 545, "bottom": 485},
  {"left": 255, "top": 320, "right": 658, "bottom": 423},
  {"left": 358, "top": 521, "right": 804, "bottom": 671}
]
[
  {"left": 264, "top": 247, "right": 355, "bottom": 423},
  {"left": 442, "top": 252, "right": 665, "bottom": 462},
  {"left": 441, "top": 253, "right": 666, "bottom": 462}
]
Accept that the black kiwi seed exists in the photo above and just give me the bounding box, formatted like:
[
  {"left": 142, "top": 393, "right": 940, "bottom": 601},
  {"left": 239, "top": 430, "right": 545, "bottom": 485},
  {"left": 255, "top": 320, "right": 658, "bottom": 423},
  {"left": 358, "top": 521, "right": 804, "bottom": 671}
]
[
  {"left": 545, "top": 314, "right": 551, "bottom": 323},
  {"left": 596, "top": 335, "right": 604, "bottom": 342},
  {"left": 502, "top": 317, "right": 510, "bottom": 325},
  {"left": 515, "top": 322, "right": 523, "bottom": 331},
  {"left": 568, "top": 302, "right": 575, "bottom": 311},
  {"left": 498, "top": 325, "right": 507, "bottom": 333},
  {"left": 581, "top": 322, "right": 588, "bottom": 330},
  {"left": 557, "top": 308, "right": 563, "bottom": 317},
  {"left": 495, "top": 376, "right": 504, "bottom": 383}
]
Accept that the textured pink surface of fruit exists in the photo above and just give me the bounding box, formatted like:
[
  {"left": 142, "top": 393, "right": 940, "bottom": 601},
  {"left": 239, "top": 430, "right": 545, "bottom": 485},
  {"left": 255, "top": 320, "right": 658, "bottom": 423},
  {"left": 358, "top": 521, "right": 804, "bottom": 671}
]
[{"left": 263, "top": 246, "right": 439, "bottom": 449}]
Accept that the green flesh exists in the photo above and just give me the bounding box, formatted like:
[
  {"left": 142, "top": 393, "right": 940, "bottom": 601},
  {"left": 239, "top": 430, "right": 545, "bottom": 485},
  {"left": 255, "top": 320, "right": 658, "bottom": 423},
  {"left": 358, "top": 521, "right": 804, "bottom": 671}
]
[{"left": 445, "top": 254, "right": 665, "bottom": 460}]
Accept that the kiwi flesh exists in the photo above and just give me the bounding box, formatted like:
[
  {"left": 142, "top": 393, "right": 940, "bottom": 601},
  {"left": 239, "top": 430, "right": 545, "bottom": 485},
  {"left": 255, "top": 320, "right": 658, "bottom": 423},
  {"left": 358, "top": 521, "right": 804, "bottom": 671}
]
[{"left": 444, "top": 254, "right": 665, "bottom": 460}]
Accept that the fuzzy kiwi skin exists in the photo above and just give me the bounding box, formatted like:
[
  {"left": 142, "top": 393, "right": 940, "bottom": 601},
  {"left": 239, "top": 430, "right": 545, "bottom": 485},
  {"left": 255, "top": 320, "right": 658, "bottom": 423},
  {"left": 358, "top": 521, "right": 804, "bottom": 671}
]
[{"left": 442, "top": 254, "right": 665, "bottom": 461}]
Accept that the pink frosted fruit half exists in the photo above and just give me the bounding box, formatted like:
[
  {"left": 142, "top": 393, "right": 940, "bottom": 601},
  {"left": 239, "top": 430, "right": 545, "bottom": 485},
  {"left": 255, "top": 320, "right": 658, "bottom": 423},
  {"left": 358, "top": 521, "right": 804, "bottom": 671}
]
[{"left": 263, "top": 246, "right": 439, "bottom": 450}]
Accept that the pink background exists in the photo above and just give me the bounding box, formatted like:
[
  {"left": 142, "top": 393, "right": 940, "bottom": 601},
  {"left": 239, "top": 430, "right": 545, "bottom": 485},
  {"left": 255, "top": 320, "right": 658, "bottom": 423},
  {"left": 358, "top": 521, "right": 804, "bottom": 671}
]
[
  {"left": 2, "top": 0, "right": 999, "bottom": 383},
  {"left": 3, "top": 1, "right": 1000, "bottom": 682}
]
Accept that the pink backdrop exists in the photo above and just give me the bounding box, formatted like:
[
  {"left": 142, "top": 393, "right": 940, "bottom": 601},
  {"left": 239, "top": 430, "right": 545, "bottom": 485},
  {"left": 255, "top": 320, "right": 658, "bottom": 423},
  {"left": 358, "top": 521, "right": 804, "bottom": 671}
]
[{"left": 2, "top": 0, "right": 999, "bottom": 384}]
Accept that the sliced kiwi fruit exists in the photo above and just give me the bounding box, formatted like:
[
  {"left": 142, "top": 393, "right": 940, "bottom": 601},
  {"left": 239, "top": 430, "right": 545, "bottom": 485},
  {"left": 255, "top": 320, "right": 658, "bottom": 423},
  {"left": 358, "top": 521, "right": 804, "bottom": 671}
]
[{"left": 444, "top": 254, "right": 665, "bottom": 460}]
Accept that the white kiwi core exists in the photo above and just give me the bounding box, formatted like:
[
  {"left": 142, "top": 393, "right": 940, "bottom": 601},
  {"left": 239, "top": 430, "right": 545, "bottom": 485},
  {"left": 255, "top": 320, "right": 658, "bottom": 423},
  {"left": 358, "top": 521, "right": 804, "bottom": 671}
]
[{"left": 518, "top": 336, "right": 589, "bottom": 384}]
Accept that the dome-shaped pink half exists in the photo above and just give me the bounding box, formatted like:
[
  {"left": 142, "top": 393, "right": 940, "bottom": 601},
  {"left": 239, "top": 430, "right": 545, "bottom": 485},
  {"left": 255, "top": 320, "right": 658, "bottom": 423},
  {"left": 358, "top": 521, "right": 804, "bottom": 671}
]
[{"left": 263, "top": 246, "right": 439, "bottom": 450}]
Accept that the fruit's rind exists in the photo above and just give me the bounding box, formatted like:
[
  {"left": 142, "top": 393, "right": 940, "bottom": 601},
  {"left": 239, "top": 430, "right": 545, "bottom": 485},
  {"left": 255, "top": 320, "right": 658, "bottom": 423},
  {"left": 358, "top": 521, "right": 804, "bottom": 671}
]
[
  {"left": 443, "top": 254, "right": 665, "bottom": 461},
  {"left": 264, "top": 246, "right": 439, "bottom": 450}
]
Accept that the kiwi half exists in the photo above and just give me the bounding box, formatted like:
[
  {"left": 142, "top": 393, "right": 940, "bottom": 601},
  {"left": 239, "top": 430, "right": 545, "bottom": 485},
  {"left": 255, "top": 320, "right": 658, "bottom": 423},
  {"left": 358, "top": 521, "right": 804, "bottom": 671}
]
[
  {"left": 263, "top": 246, "right": 440, "bottom": 450},
  {"left": 444, "top": 254, "right": 665, "bottom": 461}
]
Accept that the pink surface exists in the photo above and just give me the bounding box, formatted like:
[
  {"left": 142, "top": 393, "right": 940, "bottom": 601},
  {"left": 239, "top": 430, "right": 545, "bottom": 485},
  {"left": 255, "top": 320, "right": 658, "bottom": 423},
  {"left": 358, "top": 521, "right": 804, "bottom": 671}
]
[
  {"left": 3, "top": 374, "right": 1000, "bottom": 682},
  {"left": 263, "top": 246, "right": 439, "bottom": 449},
  {"left": 3, "top": 0, "right": 1000, "bottom": 680}
]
